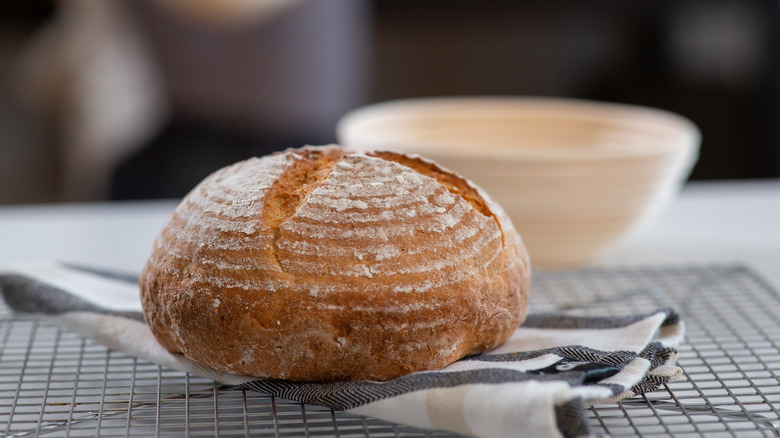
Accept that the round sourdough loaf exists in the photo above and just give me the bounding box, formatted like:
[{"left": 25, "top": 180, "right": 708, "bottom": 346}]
[{"left": 140, "top": 145, "right": 531, "bottom": 381}]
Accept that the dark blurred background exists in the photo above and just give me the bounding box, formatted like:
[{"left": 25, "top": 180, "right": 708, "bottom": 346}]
[{"left": 0, "top": 0, "right": 777, "bottom": 204}]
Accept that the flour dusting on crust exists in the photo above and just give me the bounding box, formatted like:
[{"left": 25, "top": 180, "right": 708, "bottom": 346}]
[{"left": 140, "top": 145, "right": 531, "bottom": 382}]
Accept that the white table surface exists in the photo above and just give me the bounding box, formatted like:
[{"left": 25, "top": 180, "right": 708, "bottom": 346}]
[
  {"left": 1, "top": 180, "right": 778, "bottom": 288},
  {"left": 598, "top": 179, "right": 780, "bottom": 287}
]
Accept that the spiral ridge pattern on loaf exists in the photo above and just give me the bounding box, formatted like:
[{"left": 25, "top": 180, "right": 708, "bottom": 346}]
[{"left": 141, "top": 145, "right": 530, "bottom": 381}]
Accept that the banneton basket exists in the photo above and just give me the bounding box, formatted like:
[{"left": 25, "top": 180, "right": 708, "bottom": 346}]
[{"left": 337, "top": 97, "right": 700, "bottom": 267}]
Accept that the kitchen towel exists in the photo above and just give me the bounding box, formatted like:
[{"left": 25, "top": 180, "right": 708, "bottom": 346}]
[{"left": 0, "top": 263, "right": 684, "bottom": 438}]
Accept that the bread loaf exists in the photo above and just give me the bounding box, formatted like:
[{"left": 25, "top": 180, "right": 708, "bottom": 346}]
[{"left": 140, "top": 145, "right": 530, "bottom": 381}]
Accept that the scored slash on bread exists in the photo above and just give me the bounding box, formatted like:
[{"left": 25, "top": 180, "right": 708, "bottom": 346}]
[{"left": 140, "top": 145, "right": 530, "bottom": 381}]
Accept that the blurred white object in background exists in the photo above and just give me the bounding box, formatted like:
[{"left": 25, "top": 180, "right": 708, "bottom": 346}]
[
  {"left": 338, "top": 97, "right": 700, "bottom": 268},
  {"left": 11, "top": 0, "right": 358, "bottom": 203},
  {"left": 14, "top": 0, "right": 169, "bottom": 201}
]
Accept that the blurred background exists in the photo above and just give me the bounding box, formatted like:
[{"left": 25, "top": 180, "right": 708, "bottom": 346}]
[{"left": 0, "top": 0, "right": 777, "bottom": 205}]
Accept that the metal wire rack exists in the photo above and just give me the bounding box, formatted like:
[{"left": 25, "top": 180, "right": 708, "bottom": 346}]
[{"left": 1, "top": 265, "right": 779, "bottom": 437}]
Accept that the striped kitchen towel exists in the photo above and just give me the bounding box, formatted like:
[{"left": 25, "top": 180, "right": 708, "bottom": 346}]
[{"left": 0, "top": 263, "right": 684, "bottom": 438}]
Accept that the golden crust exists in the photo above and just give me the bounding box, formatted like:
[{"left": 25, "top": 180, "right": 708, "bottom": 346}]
[{"left": 140, "top": 145, "right": 530, "bottom": 381}]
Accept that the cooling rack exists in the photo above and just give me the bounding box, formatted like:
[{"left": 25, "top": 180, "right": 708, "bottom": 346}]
[{"left": 1, "top": 265, "right": 779, "bottom": 437}]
